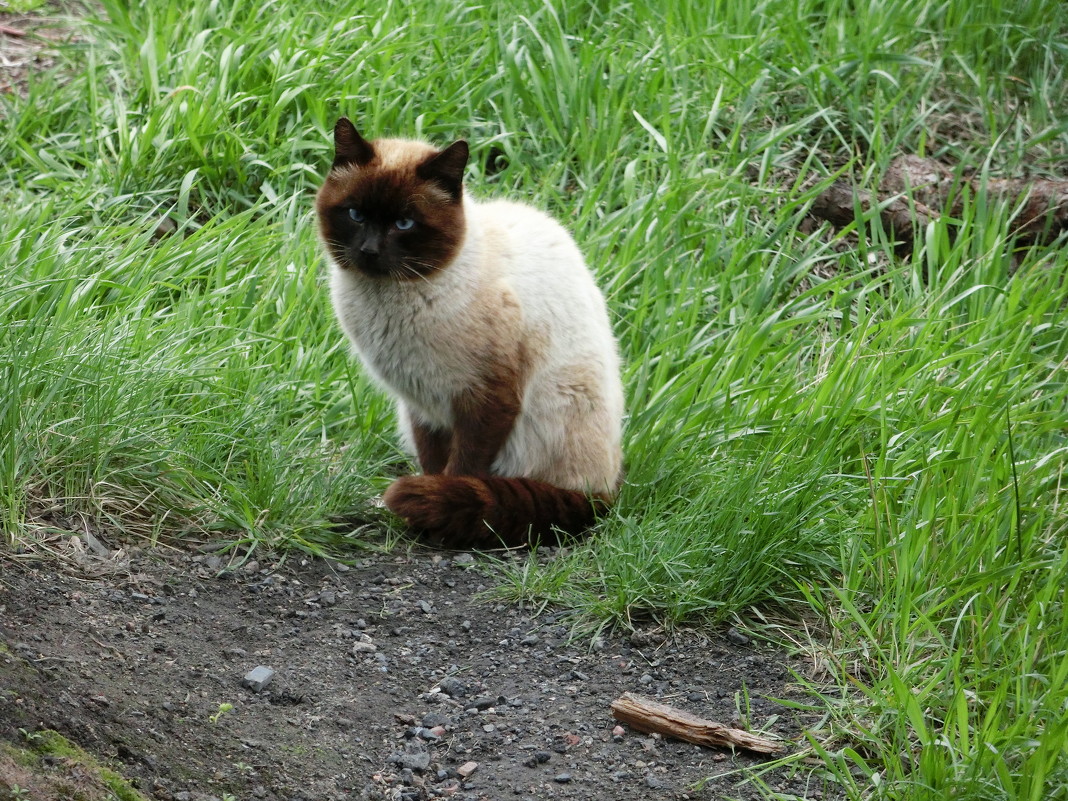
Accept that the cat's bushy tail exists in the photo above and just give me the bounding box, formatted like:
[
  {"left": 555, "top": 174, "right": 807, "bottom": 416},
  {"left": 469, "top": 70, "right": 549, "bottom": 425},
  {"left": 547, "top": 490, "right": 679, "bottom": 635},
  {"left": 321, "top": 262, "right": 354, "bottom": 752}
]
[{"left": 383, "top": 474, "right": 608, "bottom": 547}]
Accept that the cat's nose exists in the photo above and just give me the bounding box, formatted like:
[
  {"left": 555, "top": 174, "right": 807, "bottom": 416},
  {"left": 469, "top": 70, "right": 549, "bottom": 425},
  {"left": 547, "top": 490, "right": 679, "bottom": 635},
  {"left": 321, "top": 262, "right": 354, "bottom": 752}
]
[{"left": 360, "top": 232, "right": 382, "bottom": 255}]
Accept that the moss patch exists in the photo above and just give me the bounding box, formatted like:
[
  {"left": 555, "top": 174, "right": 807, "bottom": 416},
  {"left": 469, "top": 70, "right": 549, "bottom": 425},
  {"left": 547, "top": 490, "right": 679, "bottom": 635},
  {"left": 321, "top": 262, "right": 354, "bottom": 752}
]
[{"left": 0, "top": 729, "right": 149, "bottom": 801}]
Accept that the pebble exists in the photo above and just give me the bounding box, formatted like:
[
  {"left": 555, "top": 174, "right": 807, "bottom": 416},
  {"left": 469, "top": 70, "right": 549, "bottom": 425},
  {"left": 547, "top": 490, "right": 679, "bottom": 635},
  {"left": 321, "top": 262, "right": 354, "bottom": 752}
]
[
  {"left": 726, "top": 626, "right": 751, "bottom": 646},
  {"left": 353, "top": 640, "right": 377, "bottom": 653},
  {"left": 422, "top": 712, "right": 450, "bottom": 728},
  {"left": 553, "top": 773, "right": 572, "bottom": 783},
  {"left": 387, "top": 744, "right": 430, "bottom": 772},
  {"left": 241, "top": 666, "right": 275, "bottom": 692},
  {"left": 453, "top": 553, "right": 475, "bottom": 566},
  {"left": 438, "top": 677, "right": 466, "bottom": 697},
  {"left": 456, "top": 760, "right": 478, "bottom": 778}
]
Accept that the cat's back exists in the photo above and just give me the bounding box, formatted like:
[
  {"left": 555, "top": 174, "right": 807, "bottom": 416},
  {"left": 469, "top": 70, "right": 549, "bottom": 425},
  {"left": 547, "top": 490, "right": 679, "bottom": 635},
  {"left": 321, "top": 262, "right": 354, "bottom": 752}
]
[{"left": 471, "top": 198, "right": 605, "bottom": 318}]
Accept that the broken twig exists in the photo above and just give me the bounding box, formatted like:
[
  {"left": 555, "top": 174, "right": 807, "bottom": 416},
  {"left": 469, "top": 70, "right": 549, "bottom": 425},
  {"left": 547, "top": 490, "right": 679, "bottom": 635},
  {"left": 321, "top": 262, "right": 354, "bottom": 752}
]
[{"left": 611, "top": 692, "right": 786, "bottom": 755}]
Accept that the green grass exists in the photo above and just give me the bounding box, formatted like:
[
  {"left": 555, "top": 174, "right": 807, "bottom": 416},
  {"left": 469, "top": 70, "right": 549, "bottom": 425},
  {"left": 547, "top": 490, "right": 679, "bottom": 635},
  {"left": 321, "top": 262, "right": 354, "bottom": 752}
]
[{"left": 2, "top": 0, "right": 1067, "bottom": 798}]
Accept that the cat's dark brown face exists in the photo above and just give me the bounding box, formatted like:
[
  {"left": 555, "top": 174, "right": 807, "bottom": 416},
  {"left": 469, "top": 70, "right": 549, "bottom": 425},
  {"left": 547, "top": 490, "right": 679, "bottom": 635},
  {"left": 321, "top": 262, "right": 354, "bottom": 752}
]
[{"left": 316, "top": 118, "right": 469, "bottom": 281}]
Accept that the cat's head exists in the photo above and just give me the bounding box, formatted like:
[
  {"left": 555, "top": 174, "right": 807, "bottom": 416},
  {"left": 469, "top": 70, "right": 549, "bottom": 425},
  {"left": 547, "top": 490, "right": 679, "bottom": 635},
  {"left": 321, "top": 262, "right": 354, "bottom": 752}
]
[{"left": 316, "top": 118, "right": 469, "bottom": 280}]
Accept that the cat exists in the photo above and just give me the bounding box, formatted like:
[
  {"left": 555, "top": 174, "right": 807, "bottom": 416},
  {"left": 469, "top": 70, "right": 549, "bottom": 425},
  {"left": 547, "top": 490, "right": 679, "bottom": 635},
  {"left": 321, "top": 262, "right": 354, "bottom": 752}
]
[{"left": 316, "top": 118, "right": 624, "bottom": 547}]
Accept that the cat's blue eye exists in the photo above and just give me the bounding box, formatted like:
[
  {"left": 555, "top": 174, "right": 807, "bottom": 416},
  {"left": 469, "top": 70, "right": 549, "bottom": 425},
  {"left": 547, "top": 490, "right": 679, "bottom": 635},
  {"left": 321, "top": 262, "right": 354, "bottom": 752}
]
[
  {"left": 348, "top": 208, "right": 365, "bottom": 223},
  {"left": 395, "top": 218, "right": 415, "bottom": 231}
]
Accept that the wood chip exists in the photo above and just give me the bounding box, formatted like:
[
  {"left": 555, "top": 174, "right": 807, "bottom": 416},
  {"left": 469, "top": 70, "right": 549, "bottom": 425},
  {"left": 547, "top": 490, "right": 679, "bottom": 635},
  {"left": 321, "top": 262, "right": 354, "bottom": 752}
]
[{"left": 611, "top": 692, "right": 785, "bottom": 754}]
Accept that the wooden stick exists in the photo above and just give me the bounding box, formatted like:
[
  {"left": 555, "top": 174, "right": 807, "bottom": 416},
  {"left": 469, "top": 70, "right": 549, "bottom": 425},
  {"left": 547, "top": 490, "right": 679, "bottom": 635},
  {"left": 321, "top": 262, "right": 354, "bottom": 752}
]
[
  {"left": 881, "top": 155, "right": 1068, "bottom": 246},
  {"left": 809, "top": 180, "right": 938, "bottom": 254},
  {"left": 610, "top": 692, "right": 786, "bottom": 755},
  {"left": 809, "top": 155, "right": 1068, "bottom": 252}
]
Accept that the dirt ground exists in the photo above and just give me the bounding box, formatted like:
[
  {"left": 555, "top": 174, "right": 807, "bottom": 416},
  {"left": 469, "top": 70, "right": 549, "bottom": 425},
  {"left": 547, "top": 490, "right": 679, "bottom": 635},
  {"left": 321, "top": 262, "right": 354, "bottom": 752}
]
[
  {"left": 0, "top": 542, "right": 837, "bottom": 801},
  {"left": 0, "top": 3, "right": 77, "bottom": 100}
]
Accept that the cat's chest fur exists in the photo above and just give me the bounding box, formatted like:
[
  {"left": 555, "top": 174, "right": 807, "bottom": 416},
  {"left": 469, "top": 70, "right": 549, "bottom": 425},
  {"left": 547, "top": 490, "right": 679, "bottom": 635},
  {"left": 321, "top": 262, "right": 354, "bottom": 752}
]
[
  {"left": 328, "top": 205, "right": 527, "bottom": 427},
  {"left": 329, "top": 267, "right": 490, "bottom": 424}
]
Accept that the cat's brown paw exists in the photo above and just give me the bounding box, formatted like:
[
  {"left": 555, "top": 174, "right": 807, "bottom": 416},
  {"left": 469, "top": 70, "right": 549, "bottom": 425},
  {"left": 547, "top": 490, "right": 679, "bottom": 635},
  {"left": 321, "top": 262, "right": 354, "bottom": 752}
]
[{"left": 383, "top": 475, "right": 493, "bottom": 547}]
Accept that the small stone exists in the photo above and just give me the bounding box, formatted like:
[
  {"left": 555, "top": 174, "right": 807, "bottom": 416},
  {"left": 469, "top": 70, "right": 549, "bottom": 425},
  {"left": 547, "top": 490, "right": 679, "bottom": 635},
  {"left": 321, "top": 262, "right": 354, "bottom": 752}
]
[
  {"left": 438, "top": 677, "right": 466, "bottom": 697},
  {"left": 456, "top": 761, "right": 478, "bottom": 778},
  {"left": 638, "top": 673, "right": 654, "bottom": 684},
  {"left": 319, "top": 589, "right": 337, "bottom": 606},
  {"left": 553, "top": 773, "right": 572, "bottom": 783},
  {"left": 612, "top": 725, "right": 626, "bottom": 739},
  {"left": 453, "top": 553, "right": 475, "bottom": 566},
  {"left": 352, "top": 640, "right": 377, "bottom": 653},
  {"left": 422, "top": 712, "right": 450, "bottom": 728},
  {"left": 459, "top": 620, "right": 472, "bottom": 631},
  {"left": 387, "top": 743, "right": 431, "bottom": 772},
  {"left": 153, "top": 215, "right": 178, "bottom": 239},
  {"left": 241, "top": 666, "right": 275, "bottom": 692},
  {"left": 520, "top": 635, "right": 539, "bottom": 646},
  {"left": 223, "top": 647, "right": 247, "bottom": 660},
  {"left": 470, "top": 696, "right": 495, "bottom": 711},
  {"left": 534, "top": 751, "right": 551, "bottom": 764},
  {"left": 645, "top": 775, "right": 667, "bottom": 788},
  {"left": 417, "top": 599, "right": 433, "bottom": 613},
  {"left": 482, "top": 724, "right": 495, "bottom": 733},
  {"left": 726, "top": 626, "right": 751, "bottom": 646}
]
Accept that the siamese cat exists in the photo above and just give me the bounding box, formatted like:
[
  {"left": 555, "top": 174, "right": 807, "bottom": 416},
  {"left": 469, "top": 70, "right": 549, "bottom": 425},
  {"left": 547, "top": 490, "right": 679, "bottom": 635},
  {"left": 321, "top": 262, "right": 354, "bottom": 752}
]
[{"left": 316, "top": 118, "right": 623, "bottom": 547}]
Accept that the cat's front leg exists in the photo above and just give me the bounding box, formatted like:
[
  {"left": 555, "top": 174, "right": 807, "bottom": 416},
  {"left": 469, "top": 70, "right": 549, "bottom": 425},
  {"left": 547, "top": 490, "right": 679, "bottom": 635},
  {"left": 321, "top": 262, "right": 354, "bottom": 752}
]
[
  {"left": 445, "top": 359, "right": 524, "bottom": 477},
  {"left": 411, "top": 420, "right": 450, "bottom": 474}
]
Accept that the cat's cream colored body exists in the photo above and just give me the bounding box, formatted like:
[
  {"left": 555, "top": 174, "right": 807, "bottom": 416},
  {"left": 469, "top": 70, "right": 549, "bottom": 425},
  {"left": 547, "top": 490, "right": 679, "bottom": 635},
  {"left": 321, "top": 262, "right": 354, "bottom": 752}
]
[{"left": 328, "top": 195, "right": 624, "bottom": 496}]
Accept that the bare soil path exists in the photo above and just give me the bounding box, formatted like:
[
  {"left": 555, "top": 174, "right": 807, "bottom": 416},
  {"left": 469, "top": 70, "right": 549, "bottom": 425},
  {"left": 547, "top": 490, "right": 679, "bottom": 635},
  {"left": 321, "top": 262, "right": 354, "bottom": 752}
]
[{"left": 1, "top": 546, "right": 831, "bottom": 800}]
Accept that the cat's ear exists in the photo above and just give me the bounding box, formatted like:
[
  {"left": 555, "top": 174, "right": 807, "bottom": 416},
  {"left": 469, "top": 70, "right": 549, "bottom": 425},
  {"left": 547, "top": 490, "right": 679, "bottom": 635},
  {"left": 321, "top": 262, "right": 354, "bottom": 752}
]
[
  {"left": 417, "top": 140, "right": 469, "bottom": 201},
  {"left": 333, "top": 117, "right": 375, "bottom": 169}
]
